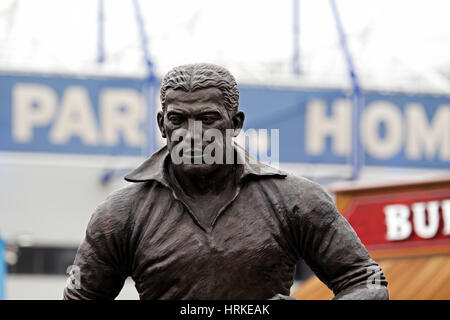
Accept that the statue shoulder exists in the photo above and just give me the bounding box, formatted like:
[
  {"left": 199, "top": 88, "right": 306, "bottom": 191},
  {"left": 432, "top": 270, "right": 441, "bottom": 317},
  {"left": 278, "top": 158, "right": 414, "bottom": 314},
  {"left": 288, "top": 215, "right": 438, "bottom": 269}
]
[
  {"left": 276, "top": 174, "right": 335, "bottom": 205},
  {"left": 86, "top": 182, "right": 148, "bottom": 236},
  {"left": 273, "top": 174, "right": 338, "bottom": 225}
]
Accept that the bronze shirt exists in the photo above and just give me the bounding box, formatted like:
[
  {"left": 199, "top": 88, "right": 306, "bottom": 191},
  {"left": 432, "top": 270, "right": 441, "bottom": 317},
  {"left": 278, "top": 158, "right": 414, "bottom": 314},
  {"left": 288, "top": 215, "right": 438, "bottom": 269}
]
[{"left": 63, "top": 146, "right": 387, "bottom": 300}]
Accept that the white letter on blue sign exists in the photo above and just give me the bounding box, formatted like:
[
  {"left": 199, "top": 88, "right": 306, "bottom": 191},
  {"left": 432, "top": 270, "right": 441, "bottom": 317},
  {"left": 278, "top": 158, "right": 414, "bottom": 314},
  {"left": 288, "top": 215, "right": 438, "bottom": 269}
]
[
  {"left": 362, "top": 101, "right": 403, "bottom": 159},
  {"left": 100, "top": 89, "right": 145, "bottom": 147},
  {"left": 49, "top": 86, "right": 99, "bottom": 145},
  {"left": 13, "top": 84, "right": 57, "bottom": 143},
  {"left": 405, "top": 103, "right": 450, "bottom": 161},
  {"left": 305, "top": 99, "right": 350, "bottom": 156}
]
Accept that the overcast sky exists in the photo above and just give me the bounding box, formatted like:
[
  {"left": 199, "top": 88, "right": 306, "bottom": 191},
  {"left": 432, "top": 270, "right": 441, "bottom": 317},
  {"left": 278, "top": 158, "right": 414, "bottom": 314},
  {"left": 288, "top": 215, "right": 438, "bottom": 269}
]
[{"left": 1, "top": 0, "right": 449, "bottom": 92}]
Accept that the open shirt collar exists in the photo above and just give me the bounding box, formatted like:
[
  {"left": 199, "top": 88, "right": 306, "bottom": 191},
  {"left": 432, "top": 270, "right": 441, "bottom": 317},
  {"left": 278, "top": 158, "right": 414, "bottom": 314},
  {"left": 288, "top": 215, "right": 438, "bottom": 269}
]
[{"left": 124, "top": 144, "right": 286, "bottom": 186}]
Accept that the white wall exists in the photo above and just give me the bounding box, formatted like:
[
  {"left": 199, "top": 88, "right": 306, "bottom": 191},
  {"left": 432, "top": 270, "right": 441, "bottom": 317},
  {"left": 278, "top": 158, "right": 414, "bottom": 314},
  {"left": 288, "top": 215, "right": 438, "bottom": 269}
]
[
  {"left": 0, "top": 153, "right": 142, "bottom": 246},
  {"left": 5, "top": 275, "right": 139, "bottom": 300}
]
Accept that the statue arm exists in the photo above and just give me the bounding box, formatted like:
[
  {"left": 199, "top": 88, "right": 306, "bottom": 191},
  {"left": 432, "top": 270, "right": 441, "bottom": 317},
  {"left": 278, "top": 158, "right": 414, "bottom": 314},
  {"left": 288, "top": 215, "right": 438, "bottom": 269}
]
[
  {"left": 294, "top": 183, "right": 389, "bottom": 300},
  {"left": 63, "top": 194, "right": 131, "bottom": 300}
]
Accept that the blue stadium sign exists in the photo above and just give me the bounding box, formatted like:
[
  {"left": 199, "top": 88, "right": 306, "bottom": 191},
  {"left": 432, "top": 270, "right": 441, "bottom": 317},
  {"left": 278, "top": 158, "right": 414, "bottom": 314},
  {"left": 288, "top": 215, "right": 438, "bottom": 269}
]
[
  {"left": 0, "top": 73, "right": 449, "bottom": 169},
  {"left": 0, "top": 73, "right": 150, "bottom": 156},
  {"left": 240, "top": 85, "right": 449, "bottom": 169}
]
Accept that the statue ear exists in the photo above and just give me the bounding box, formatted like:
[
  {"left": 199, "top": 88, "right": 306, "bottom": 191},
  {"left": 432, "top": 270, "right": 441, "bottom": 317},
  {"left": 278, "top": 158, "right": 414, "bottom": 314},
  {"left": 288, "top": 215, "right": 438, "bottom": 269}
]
[
  {"left": 231, "top": 110, "right": 245, "bottom": 137},
  {"left": 157, "top": 111, "right": 166, "bottom": 138}
]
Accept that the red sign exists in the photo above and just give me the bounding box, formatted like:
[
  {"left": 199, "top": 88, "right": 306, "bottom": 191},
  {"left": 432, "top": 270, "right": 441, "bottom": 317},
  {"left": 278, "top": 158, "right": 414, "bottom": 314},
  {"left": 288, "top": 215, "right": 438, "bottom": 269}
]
[{"left": 341, "top": 187, "right": 450, "bottom": 254}]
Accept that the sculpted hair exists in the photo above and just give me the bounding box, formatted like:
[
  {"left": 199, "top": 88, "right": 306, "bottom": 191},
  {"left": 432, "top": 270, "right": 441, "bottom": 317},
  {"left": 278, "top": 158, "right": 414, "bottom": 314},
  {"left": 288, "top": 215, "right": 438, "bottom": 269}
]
[{"left": 160, "top": 63, "right": 239, "bottom": 112}]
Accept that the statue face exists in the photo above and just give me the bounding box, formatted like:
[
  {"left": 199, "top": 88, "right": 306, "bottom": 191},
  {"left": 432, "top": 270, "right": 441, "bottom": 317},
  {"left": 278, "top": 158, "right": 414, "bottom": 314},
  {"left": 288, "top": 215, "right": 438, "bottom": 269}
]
[{"left": 157, "top": 87, "right": 244, "bottom": 175}]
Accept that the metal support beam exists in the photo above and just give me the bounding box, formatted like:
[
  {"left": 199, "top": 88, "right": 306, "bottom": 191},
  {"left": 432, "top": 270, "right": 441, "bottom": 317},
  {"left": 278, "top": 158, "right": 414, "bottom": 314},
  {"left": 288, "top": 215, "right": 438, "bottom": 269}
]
[
  {"left": 329, "top": 0, "right": 363, "bottom": 180},
  {"left": 97, "top": 0, "right": 105, "bottom": 63},
  {"left": 132, "top": 0, "right": 157, "bottom": 158},
  {"left": 292, "top": 0, "right": 301, "bottom": 76}
]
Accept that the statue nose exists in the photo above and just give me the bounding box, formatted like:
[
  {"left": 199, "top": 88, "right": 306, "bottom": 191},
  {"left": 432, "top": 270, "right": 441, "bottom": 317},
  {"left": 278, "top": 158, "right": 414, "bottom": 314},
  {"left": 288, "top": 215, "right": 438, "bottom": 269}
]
[{"left": 186, "top": 119, "right": 203, "bottom": 141}]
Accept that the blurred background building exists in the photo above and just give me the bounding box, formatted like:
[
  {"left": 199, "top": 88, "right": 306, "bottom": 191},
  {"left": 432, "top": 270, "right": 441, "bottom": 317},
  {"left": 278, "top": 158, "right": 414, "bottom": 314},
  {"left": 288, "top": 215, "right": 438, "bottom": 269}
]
[{"left": 0, "top": 0, "right": 449, "bottom": 299}]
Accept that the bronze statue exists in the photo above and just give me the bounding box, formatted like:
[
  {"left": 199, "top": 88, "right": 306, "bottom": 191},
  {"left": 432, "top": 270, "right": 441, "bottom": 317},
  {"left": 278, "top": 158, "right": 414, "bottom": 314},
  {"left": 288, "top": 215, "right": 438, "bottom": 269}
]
[{"left": 63, "top": 63, "right": 388, "bottom": 300}]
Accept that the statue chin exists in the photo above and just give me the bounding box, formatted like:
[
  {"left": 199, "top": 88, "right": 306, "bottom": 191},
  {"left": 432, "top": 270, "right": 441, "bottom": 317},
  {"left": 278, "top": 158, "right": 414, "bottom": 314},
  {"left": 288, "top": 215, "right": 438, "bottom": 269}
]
[{"left": 175, "top": 162, "right": 220, "bottom": 175}]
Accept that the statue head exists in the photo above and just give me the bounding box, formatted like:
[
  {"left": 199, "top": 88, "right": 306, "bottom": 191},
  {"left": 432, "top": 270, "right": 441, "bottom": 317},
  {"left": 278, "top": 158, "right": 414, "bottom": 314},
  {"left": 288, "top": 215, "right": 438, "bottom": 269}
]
[
  {"left": 157, "top": 63, "right": 245, "bottom": 175},
  {"left": 160, "top": 63, "right": 239, "bottom": 113}
]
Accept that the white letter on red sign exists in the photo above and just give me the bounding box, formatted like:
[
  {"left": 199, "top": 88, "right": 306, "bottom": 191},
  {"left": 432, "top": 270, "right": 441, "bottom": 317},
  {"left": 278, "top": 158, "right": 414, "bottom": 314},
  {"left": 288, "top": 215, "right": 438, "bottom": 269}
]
[
  {"left": 412, "top": 201, "right": 440, "bottom": 239},
  {"left": 384, "top": 204, "right": 412, "bottom": 241},
  {"left": 441, "top": 200, "right": 450, "bottom": 236}
]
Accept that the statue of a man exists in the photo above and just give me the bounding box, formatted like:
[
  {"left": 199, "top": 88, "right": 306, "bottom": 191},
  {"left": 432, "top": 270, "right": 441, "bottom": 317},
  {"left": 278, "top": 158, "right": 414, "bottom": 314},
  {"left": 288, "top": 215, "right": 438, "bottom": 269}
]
[{"left": 64, "top": 63, "right": 388, "bottom": 300}]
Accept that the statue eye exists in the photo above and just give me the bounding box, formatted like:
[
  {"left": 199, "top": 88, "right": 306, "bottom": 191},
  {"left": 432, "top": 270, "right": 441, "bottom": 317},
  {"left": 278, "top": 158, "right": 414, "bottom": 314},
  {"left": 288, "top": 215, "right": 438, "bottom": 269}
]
[
  {"left": 201, "top": 116, "right": 217, "bottom": 125},
  {"left": 169, "top": 115, "right": 184, "bottom": 125}
]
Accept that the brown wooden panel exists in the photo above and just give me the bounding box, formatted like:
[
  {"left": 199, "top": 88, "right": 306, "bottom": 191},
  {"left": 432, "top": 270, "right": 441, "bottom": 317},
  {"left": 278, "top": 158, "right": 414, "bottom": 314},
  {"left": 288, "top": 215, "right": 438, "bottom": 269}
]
[
  {"left": 291, "top": 255, "right": 450, "bottom": 300},
  {"left": 398, "top": 256, "right": 447, "bottom": 300},
  {"left": 292, "top": 276, "right": 332, "bottom": 300},
  {"left": 430, "top": 270, "right": 450, "bottom": 299},
  {"left": 413, "top": 256, "right": 450, "bottom": 299},
  {"left": 387, "top": 257, "right": 426, "bottom": 299}
]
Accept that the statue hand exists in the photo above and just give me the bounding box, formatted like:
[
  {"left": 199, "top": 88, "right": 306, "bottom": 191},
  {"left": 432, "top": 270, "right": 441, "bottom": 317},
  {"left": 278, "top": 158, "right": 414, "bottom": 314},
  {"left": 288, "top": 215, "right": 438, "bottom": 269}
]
[{"left": 268, "top": 293, "right": 298, "bottom": 300}]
